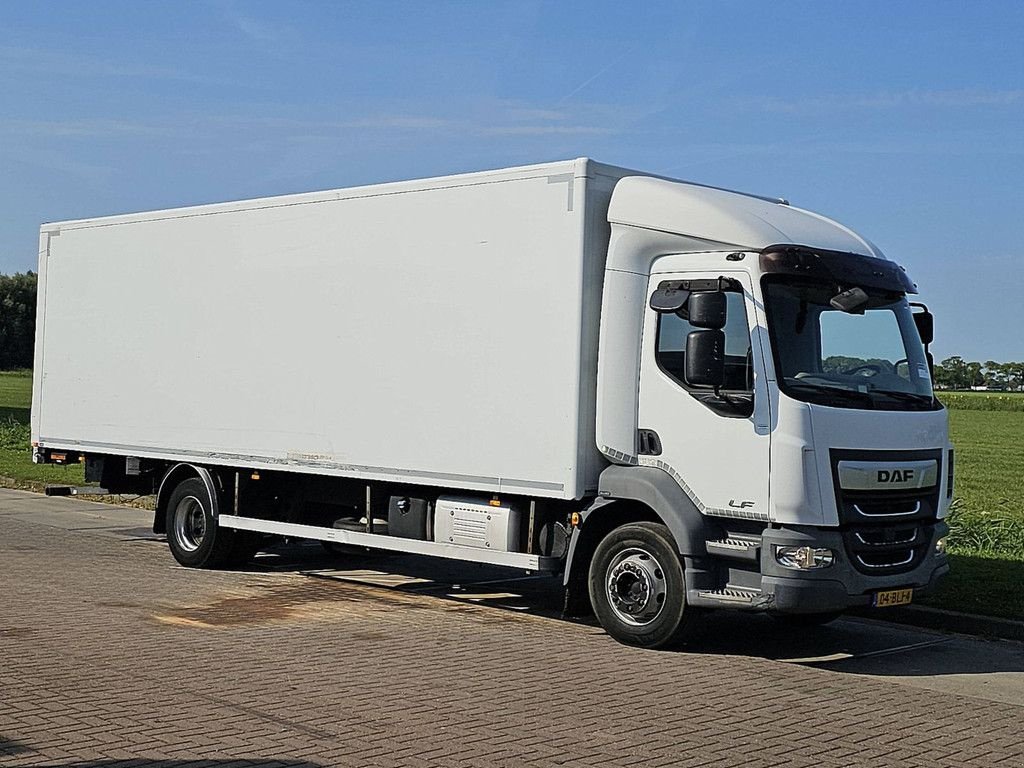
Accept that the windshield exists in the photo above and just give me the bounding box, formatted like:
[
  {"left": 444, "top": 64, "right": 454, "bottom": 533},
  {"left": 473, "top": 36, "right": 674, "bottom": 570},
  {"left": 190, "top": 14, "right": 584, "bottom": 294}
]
[{"left": 763, "top": 279, "right": 937, "bottom": 411}]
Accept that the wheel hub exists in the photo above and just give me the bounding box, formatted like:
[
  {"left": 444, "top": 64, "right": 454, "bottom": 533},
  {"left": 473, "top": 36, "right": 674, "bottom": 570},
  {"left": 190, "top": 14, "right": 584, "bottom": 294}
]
[
  {"left": 172, "top": 496, "right": 207, "bottom": 553},
  {"left": 606, "top": 548, "right": 667, "bottom": 626}
]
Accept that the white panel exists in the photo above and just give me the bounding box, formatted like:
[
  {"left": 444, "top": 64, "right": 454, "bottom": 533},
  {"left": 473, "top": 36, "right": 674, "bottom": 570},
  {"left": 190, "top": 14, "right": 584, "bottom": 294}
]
[
  {"left": 608, "top": 176, "right": 882, "bottom": 258},
  {"left": 32, "top": 161, "right": 615, "bottom": 499},
  {"left": 768, "top": 395, "right": 825, "bottom": 526}
]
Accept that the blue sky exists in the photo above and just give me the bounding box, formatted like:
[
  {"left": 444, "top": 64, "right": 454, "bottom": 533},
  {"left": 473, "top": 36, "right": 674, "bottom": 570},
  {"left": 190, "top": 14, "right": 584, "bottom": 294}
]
[{"left": 1, "top": 1, "right": 1021, "bottom": 361}]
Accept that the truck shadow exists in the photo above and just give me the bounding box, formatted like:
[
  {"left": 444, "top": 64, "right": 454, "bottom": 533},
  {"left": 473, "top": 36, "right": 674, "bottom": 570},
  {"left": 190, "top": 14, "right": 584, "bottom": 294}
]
[
  {"left": 683, "top": 610, "right": 1024, "bottom": 679},
  {"left": 247, "top": 542, "right": 1024, "bottom": 679},
  {"left": 0, "top": 736, "right": 31, "bottom": 757},
  {"left": 2, "top": 733, "right": 321, "bottom": 765},
  {"left": 2, "top": 735, "right": 324, "bottom": 766},
  {"left": 15, "top": 764, "right": 322, "bottom": 768},
  {"left": 0, "top": 755, "right": 321, "bottom": 768}
]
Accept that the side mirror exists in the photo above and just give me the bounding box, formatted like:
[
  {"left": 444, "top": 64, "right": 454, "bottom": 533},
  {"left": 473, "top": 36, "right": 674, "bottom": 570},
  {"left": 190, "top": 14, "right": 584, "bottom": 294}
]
[
  {"left": 688, "top": 291, "right": 727, "bottom": 329},
  {"left": 685, "top": 329, "right": 726, "bottom": 388},
  {"left": 912, "top": 308, "right": 934, "bottom": 346}
]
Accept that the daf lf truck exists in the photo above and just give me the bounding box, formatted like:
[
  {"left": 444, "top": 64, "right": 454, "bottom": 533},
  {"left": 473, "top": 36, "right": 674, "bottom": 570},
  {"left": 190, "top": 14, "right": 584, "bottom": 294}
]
[{"left": 31, "top": 159, "right": 952, "bottom": 648}]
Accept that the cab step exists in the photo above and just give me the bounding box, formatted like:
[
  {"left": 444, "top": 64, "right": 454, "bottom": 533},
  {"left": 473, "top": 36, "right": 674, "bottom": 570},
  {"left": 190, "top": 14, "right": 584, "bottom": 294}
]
[
  {"left": 706, "top": 536, "right": 760, "bottom": 562},
  {"left": 694, "top": 587, "right": 763, "bottom": 606}
]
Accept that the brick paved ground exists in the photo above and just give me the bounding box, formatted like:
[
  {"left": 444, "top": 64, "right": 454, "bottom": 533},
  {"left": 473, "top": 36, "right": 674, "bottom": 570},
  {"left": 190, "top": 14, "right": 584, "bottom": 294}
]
[{"left": 1, "top": 498, "right": 1022, "bottom": 767}]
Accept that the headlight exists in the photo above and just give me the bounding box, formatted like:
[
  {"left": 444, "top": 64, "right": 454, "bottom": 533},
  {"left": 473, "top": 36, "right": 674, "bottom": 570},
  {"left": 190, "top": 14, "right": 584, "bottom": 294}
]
[
  {"left": 935, "top": 536, "right": 948, "bottom": 556},
  {"left": 774, "top": 545, "right": 834, "bottom": 570}
]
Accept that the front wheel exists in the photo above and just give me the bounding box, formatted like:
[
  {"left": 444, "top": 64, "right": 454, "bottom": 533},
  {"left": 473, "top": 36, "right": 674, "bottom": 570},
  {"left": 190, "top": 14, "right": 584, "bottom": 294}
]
[{"left": 588, "top": 522, "right": 699, "bottom": 648}]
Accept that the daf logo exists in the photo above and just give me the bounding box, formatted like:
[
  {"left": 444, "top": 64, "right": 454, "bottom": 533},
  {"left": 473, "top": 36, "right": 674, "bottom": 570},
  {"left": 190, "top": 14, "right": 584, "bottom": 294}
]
[
  {"left": 878, "top": 469, "right": 914, "bottom": 484},
  {"left": 838, "top": 459, "right": 937, "bottom": 491}
]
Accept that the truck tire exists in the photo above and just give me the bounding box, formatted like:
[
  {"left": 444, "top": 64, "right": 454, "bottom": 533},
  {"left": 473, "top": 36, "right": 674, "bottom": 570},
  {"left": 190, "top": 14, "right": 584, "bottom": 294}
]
[
  {"left": 165, "top": 477, "right": 238, "bottom": 568},
  {"left": 588, "top": 521, "right": 698, "bottom": 648}
]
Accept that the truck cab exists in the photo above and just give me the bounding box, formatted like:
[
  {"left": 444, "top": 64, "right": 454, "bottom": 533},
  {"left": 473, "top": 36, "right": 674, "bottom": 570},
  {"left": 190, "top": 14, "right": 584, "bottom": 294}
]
[{"left": 576, "top": 175, "right": 951, "bottom": 646}]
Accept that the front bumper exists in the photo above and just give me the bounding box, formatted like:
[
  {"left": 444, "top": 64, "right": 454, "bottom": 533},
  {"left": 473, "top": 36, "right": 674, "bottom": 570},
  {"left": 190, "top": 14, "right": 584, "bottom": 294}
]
[{"left": 759, "top": 524, "right": 950, "bottom": 614}]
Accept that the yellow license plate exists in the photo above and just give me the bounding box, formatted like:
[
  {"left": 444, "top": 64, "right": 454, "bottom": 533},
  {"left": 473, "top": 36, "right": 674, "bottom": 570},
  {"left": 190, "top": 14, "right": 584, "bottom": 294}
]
[{"left": 873, "top": 588, "right": 914, "bottom": 608}]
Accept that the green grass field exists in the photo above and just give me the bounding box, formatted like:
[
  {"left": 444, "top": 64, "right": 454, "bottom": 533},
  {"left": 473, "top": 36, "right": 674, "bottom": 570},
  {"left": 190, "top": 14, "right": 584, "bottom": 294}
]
[
  {"left": 937, "top": 390, "right": 1024, "bottom": 412},
  {"left": 1, "top": 371, "right": 1020, "bottom": 618},
  {"left": 0, "top": 370, "right": 86, "bottom": 488},
  {"left": 924, "top": 395, "right": 1024, "bottom": 619},
  {"left": 942, "top": 408, "right": 1024, "bottom": 555},
  {"left": 0, "top": 369, "right": 32, "bottom": 418}
]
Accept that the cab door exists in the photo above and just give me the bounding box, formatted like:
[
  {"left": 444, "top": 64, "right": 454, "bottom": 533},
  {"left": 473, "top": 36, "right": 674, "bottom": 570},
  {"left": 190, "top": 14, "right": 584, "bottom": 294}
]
[{"left": 636, "top": 270, "right": 771, "bottom": 521}]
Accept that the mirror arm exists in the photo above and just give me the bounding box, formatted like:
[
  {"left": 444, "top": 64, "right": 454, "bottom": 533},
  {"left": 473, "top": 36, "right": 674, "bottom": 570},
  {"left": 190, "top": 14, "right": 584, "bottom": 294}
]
[{"left": 712, "top": 385, "right": 739, "bottom": 408}]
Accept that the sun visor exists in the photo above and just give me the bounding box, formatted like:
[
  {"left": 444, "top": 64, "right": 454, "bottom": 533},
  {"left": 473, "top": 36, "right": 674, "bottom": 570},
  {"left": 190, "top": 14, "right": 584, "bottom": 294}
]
[{"left": 760, "top": 246, "right": 917, "bottom": 294}]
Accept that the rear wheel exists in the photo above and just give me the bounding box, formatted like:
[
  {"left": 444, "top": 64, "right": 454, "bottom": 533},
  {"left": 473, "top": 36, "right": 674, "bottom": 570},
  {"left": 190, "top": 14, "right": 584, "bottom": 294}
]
[
  {"left": 166, "top": 477, "right": 240, "bottom": 568},
  {"left": 588, "top": 522, "right": 699, "bottom": 648}
]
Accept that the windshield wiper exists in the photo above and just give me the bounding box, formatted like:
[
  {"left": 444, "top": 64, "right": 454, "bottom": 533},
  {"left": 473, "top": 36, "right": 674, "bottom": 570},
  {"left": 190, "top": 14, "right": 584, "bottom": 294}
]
[
  {"left": 784, "top": 381, "right": 875, "bottom": 408},
  {"left": 870, "top": 389, "right": 936, "bottom": 406}
]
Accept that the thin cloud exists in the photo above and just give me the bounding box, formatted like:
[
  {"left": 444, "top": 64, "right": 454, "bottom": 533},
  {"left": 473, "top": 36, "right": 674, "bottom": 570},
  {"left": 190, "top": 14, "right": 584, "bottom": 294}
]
[
  {"left": 342, "top": 116, "right": 457, "bottom": 131},
  {"left": 746, "top": 88, "right": 1024, "bottom": 113},
  {"left": 0, "top": 110, "right": 618, "bottom": 144},
  {"left": 211, "top": 115, "right": 459, "bottom": 133},
  {"left": 0, "top": 145, "right": 117, "bottom": 184},
  {"left": 0, "top": 45, "right": 169, "bottom": 78},
  {"left": 219, "top": 3, "right": 303, "bottom": 56},
  {"left": 209, "top": 106, "right": 620, "bottom": 138},
  {"left": 231, "top": 14, "right": 284, "bottom": 45},
  {"left": 477, "top": 125, "right": 616, "bottom": 137},
  {"left": 0, "top": 45, "right": 239, "bottom": 88},
  {"left": 0, "top": 118, "right": 174, "bottom": 139},
  {"left": 556, "top": 48, "right": 637, "bottom": 105},
  {"left": 498, "top": 106, "right": 571, "bottom": 122}
]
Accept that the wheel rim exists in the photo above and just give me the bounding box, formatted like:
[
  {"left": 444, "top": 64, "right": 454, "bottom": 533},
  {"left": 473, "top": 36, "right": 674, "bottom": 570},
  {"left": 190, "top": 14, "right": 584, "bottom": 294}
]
[
  {"left": 605, "top": 547, "right": 668, "bottom": 627},
  {"left": 172, "top": 496, "right": 207, "bottom": 553}
]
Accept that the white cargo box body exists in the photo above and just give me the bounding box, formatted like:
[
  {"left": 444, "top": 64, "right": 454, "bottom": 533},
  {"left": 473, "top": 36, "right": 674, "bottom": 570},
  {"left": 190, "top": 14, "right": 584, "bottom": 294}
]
[{"left": 32, "top": 160, "right": 632, "bottom": 499}]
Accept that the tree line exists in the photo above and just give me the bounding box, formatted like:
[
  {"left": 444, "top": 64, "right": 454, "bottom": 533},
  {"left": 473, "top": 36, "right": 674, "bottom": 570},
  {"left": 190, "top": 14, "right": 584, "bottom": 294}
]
[
  {"left": 933, "top": 356, "right": 1024, "bottom": 391},
  {"left": 0, "top": 271, "right": 36, "bottom": 370}
]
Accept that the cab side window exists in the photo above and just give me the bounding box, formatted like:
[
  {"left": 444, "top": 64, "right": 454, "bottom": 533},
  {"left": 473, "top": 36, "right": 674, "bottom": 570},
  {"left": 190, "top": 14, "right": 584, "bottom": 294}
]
[{"left": 655, "top": 291, "right": 753, "bottom": 393}]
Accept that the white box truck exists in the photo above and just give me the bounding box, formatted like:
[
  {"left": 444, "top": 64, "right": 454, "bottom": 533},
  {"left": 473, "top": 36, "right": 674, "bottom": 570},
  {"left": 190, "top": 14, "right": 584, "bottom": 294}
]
[{"left": 31, "top": 159, "right": 952, "bottom": 647}]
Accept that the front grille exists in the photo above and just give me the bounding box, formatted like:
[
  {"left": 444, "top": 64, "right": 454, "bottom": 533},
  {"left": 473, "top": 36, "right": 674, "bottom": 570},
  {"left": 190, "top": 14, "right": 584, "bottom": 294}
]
[
  {"left": 838, "top": 487, "right": 934, "bottom": 524},
  {"left": 857, "top": 550, "right": 915, "bottom": 569},
  {"left": 850, "top": 498, "right": 921, "bottom": 518},
  {"left": 831, "top": 449, "right": 942, "bottom": 576},
  {"left": 842, "top": 521, "right": 936, "bottom": 574},
  {"left": 854, "top": 527, "right": 919, "bottom": 547}
]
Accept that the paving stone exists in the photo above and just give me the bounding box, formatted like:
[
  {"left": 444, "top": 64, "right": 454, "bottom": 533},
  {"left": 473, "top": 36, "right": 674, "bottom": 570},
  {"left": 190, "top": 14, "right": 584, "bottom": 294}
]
[{"left": 1, "top": 502, "right": 1022, "bottom": 768}]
